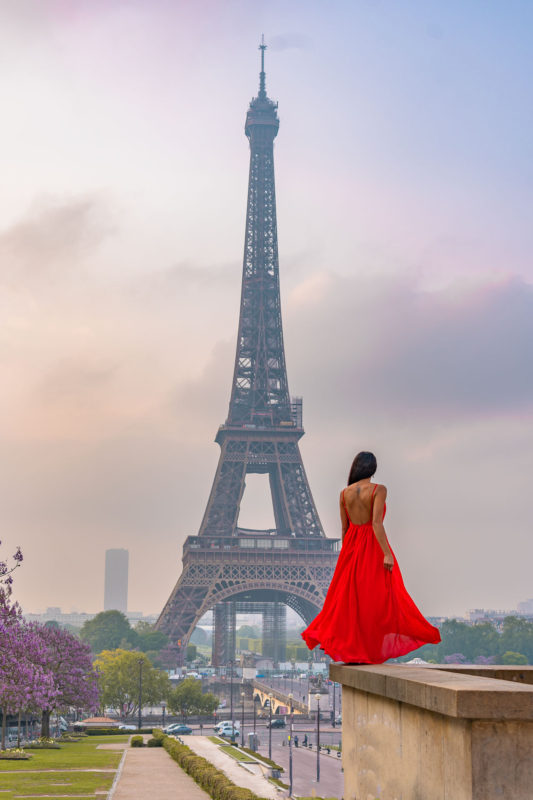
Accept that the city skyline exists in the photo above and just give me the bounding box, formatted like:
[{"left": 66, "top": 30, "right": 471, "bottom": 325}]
[{"left": 2, "top": 1, "right": 532, "bottom": 619}]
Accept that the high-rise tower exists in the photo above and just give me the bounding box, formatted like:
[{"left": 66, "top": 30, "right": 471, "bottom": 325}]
[
  {"left": 156, "top": 42, "right": 339, "bottom": 665},
  {"left": 104, "top": 549, "right": 129, "bottom": 613}
]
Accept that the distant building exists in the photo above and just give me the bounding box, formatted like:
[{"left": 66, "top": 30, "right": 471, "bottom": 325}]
[
  {"left": 23, "top": 608, "right": 157, "bottom": 629},
  {"left": 104, "top": 549, "right": 129, "bottom": 613},
  {"left": 517, "top": 599, "right": 533, "bottom": 616}
]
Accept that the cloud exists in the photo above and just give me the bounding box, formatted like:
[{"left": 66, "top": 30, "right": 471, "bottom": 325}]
[
  {"left": 0, "top": 195, "right": 115, "bottom": 288},
  {"left": 285, "top": 272, "right": 533, "bottom": 422},
  {"left": 269, "top": 33, "right": 311, "bottom": 52},
  {"left": 38, "top": 358, "right": 119, "bottom": 405}
]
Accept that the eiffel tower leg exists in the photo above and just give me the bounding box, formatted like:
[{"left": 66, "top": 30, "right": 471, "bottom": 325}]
[{"left": 213, "top": 603, "right": 225, "bottom": 667}]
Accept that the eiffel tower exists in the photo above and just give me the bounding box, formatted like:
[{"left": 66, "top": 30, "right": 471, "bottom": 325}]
[{"left": 156, "top": 40, "right": 339, "bottom": 666}]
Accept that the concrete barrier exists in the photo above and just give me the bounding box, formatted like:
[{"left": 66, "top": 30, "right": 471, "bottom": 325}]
[{"left": 330, "top": 663, "right": 533, "bottom": 800}]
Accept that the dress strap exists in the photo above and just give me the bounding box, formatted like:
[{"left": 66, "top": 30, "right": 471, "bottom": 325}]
[
  {"left": 371, "top": 484, "right": 379, "bottom": 515},
  {"left": 342, "top": 489, "right": 352, "bottom": 524}
]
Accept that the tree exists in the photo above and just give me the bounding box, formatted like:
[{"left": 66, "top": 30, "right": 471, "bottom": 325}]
[
  {"left": 237, "top": 625, "right": 259, "bottom": 639},
  {"left": 499, "top": 617, "right": 533, "bottom": 663},
  {"left": 80, "top": 611, "right": 138, "bottom": 654},
  {"left": 33, "top": 625, "right": 99, "bottom": 737},
  {"left": 94, "top": 650, "right": 170, "bottom": 718},
  {"left": 502, "top": 651, "right": 528, "bottom": 665},
  {"left": 167, "top": 677, "right": 218, "bottom": 720},
  {"left": 0, "top": 541, "right": 23, "bottom": 589},
  {"left": 0, "top": 593, "right": 57, "bottom": 749}
]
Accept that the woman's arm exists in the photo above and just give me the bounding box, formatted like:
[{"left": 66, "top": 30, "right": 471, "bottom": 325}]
[
  {"left": 372, "top": 485, "right": 394, "bottom": 571},
  {"left": 339, "top": 493, "right": 349, "bottom": 543}
]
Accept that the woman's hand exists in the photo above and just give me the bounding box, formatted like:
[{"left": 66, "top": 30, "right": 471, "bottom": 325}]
[{"left": 384, "top": 554, "right": 394, "bottom": 572}]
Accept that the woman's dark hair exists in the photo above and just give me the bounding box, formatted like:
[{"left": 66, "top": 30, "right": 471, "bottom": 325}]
[{"left": 348, "top": 451, "right": 377, "bottom": 485}]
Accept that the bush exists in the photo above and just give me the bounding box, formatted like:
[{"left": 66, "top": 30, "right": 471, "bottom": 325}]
[
  {"left": 84, "top": 727, "right": 153, "bottom": 736},
  {"left": 162, "top": 734, "right": 270, "bottom": 800},
  {"left": 147, "top": 737, "right": 163, "bottom": 747},
  {"left": 130, "top": 735, "right": 144, "bottom": 747},
  {"left": 151, "top": 728, "right": 165, "bottom": 743}
]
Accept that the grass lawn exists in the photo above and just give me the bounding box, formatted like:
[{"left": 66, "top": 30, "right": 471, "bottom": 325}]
[
  {"left": 219, "top": 745, "right": 256, "bottom": 763},
  {"left": 0, "top": 735, "right": 128, "bottom": 798},
  {"left": 0, "top": 769, "right": 113, "bottom": 797}
]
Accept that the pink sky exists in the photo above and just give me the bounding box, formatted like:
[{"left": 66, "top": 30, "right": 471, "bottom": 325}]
[{"left": 1, "top": 1, "right": 532, "bottom": 619}]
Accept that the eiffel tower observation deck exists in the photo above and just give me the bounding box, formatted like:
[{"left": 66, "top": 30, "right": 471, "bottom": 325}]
[{"left": 156, "top": 41, "right": 339, "bottom": 666}]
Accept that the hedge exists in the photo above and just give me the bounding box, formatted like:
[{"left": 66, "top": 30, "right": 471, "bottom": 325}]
[
  {"left": 238, "top": 746, "right": 283, "bottom": 771},
  {"left": 157, "top": 729, "right": 270, "bottom": 800},
  {"left": 131, "top": 735, "right": 144, "bottom": 747},
  {"left": 83, "top": 728, "right": 153, "bottom": 736}
]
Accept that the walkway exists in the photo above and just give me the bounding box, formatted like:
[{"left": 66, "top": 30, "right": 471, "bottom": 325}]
[
  {"left": 183, "top": 736, "right": 279, "bottom": 799},
  {"left": 110, "top": 747, "right": 210, "bottom": 800}
]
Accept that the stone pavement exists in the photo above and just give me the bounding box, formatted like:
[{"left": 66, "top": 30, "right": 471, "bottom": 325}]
[
  {"left": 110, "top": 746, "right": 210, "bottom": 800},
  {"left": 182, "top": 736, "right": 280, "bottom": 799}
]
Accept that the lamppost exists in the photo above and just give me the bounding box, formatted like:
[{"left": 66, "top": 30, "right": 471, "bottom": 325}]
[
  {"left": 137, "top": 658, "right": 144, "bottom": 731},
  {"left": 315, "top": 693, "right": 321, "bottom": 784},
  {"left": 253, "top": 696, "right": 257, "bottom": 734},
  {"left": 332, "top": 682, "right": 336, "bottom": 727},
  {"left": 241, "top": 690, "right": 245, "bottom": 747},
  {"left": 228, "top": 660, "right": 234, "bottom": 726},
  {"left": 288, "top": 693, "right": 294, "bottom": 798},
  {"left": 161, "top": 701, "right": 166, "bottom": 730},
  {"left": 268, "top": 692, "right": 273, "bottom": 760}
]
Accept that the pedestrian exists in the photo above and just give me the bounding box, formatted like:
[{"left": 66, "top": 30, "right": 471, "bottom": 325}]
[
  {"left": 301, "top": 451, "right": 441, "bottom": 663},
  {"left": 294, "top": 734, "right": 299, "bottom": 747},
  {"left": 303, "top": 734, "right": 308, "bottom": 747}
]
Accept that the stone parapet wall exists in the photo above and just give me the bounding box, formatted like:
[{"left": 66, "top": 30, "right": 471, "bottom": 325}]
[{"left": 330, "top": 663, "right": 533, "bottom": 800}]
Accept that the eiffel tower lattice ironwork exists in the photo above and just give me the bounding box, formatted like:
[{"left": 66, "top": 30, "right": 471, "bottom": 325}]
[{"left": 156, "top": 40, "right": 339, "bottom": 666}]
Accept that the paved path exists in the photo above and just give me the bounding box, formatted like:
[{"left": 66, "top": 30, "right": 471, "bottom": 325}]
[
  {"left": 111, "top": 747, "right": 210, "bottom": 800},
  {"left": 183, "top": 736, "right": 280, "bottom": 799}
]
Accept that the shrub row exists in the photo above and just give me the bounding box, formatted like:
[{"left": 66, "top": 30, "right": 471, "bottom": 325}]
[
  {"left": 83, "top": 727, "right": 153, "bottom": 736},
  {"left": 159, "top": 730, "right": 270, "bottom": 800},
  {"left": 238, "top": 745, "right": 283, "bottom": 771}
]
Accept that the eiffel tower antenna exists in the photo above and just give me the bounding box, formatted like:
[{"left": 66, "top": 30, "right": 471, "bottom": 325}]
[
  {"left": 259, "top": 34, "right": 267, "bottom": 98},
  {"left": 156, "top": 45, "right": 339, "bottom": 668}
]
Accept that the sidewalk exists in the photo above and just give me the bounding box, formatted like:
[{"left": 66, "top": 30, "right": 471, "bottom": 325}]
[
  {"left": 183, "top": 736, "right": 280, "bottom": 799},
  {"left": 111, "top": 746, "right": 210, "bottom": 800}
]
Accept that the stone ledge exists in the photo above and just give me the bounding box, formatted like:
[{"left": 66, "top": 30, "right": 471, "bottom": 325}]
[{"left": 329, "top": 663, "right": 533, "bottom": 720}]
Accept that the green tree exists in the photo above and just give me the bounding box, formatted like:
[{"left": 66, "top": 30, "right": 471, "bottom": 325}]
[
  {"left": 499, "top": 617, "right": 533, "bottom": 663},
  {"left": 186, "top": 644, "right": 197, "bottom": 662},
  {"left": 80, "top": 611, "right": 138, "bottom": 654},
  {"left": 237, "top": 625, "right": 260, "bottom": 639},
  {"left": 502, "top": 651, "right": 528, "bottom": 665},
  {"left": 94, "top": 649, "right": 170, "bottom": 717},
  {"left": 167, "top": 677, "right": 218, "bottom": 719}
]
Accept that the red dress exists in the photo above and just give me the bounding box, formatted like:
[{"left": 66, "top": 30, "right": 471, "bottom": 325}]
[{"left": 301, "top": 485, "right": 441, "bottom": 663}]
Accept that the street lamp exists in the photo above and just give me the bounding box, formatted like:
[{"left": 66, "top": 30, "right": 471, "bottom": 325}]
[
  {"left": 161, "top": 701, "right": 166, "bottom": 730},
  {"left": 137, "top": 658, "right": 144, "bottom": 731},
  {"left": 268, "top": 693, "right": 273, "bottom": 760},
  {"left": 332, "top": 682, "right": 336, "bottom": 727},
  {"left": 241, "top": 690, "right": 245, "bottom": 747},
  {"left": 288, "top": 693, "right": 294, "bottom": 798},
  {"left": 228, "top": 660, "right": 234, "bottom": 727},
  {"left": 253, "top": 695, "right": 257, "bottom": 734},
  {"left": 315, "top": 693, "right": 321, "bottom": 784}
]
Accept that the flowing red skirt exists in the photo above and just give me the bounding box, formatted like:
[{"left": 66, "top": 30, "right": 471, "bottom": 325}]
[{"left": 301, "top": 520, "right": 441, "bottom": 663}]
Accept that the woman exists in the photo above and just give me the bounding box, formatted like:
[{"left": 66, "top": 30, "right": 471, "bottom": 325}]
[{"left": 301, "top": 451, "right": 440, "bottom": 663}]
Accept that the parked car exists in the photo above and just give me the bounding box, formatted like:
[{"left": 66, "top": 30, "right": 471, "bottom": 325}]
[
  {"left": 118, "top": 724, "right": 137, "bottom": 731},
  {"left": 335, "top": 715, "right": 342, "bottom": 725},
  {"left": 214, "top": 720, "right": 239, "bottom": 733},
  {"left": 266, "top": 718, "right": 286, "bottom": 729},
  {"left": 218, "top": 726, "right": 240, "bottom": 738},
  {"left": 165, "top": 723, "right": 192, "bottom": 735}
]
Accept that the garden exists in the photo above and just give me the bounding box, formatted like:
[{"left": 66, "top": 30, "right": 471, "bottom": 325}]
[{"left": 0, "top": 734, "right": 128, "bottom": 799}]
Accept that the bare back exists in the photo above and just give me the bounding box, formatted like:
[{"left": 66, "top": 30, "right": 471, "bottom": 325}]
[{"left": 341, "top": 481, "right": 386, "bottom": 527}]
